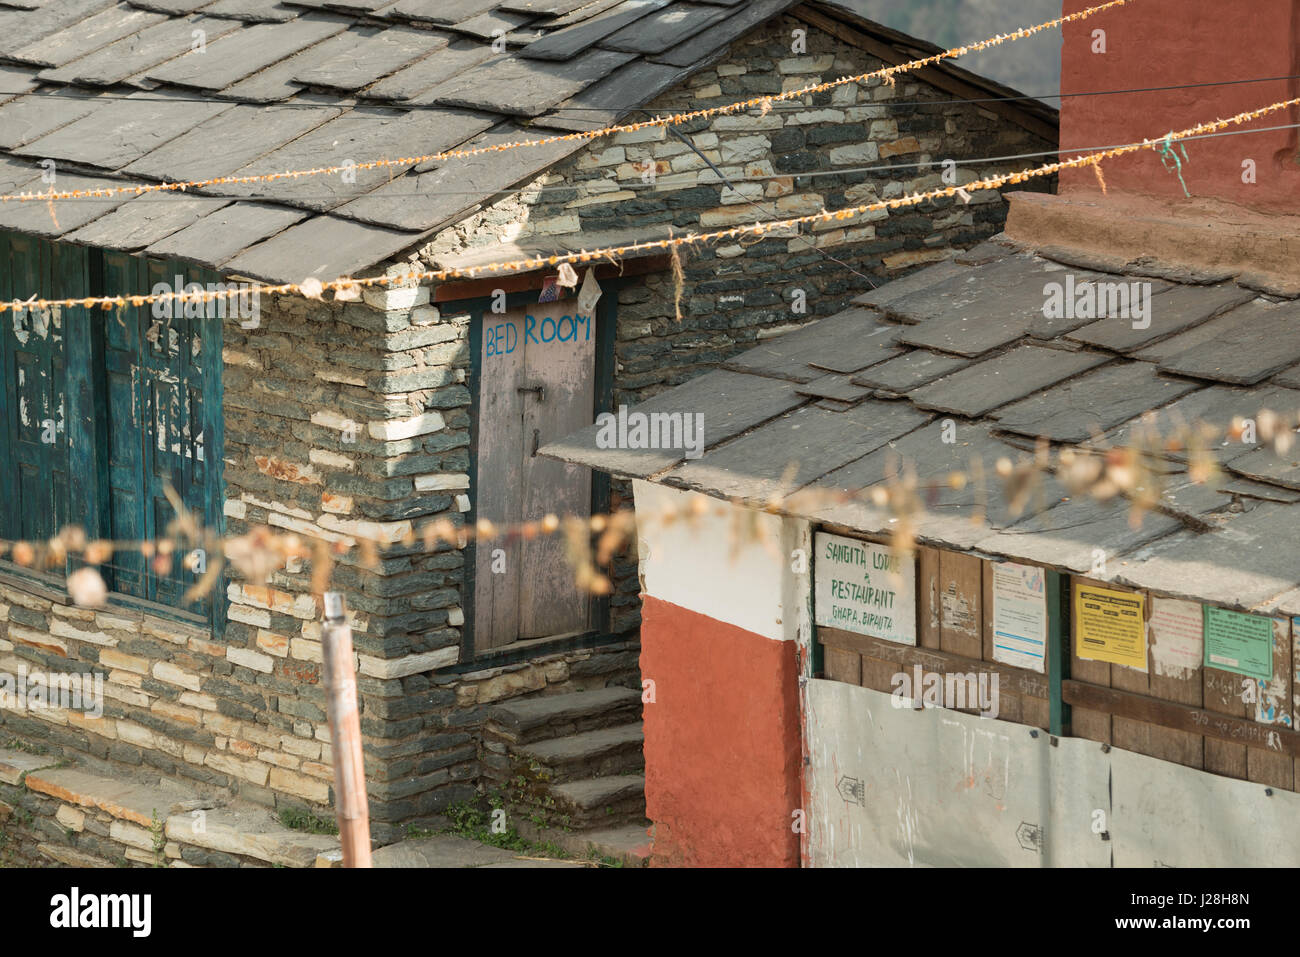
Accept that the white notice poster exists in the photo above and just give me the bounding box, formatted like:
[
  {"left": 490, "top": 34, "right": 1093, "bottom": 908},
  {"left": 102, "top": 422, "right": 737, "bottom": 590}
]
[
  {"left": 991, "top": 562, "right": 1047, "bottom": 673},
  {"left": 814, "top": 532, "right": 916, "bottom": 646},
  {"left": 1148, "top": 597, "right": 1203, "bottom": 679}
]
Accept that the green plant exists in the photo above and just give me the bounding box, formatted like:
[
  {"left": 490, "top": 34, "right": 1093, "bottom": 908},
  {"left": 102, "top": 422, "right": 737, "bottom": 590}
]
[
  {"left": 149, "top": 809, "right": 166, "bottom": 868},
  {"left": 441, "top": 799, "right": 571, "bottom": 859},
  {"left": 278, "top": 806, "right": 339, "bottom": 836},
  {"left": 4, "top": 738, "right": 48, "bottom": 756}
]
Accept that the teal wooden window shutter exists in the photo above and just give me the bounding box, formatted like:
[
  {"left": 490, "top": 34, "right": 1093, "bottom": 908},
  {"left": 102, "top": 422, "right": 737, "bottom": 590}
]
[
  {"left": 0, "top": 233, "right": 224, "bottom": 630},
  {"left": 0, "top": 233, "right": 80, "bottom": 548}
]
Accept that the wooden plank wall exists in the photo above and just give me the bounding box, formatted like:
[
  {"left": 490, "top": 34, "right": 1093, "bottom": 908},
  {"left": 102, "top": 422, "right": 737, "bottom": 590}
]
[
  {"left": 821, "top": 544, "right": 1050, "bottom": 730},
  {"left": 1068, "top": 576, "right": 1293, "bottom": 791},
  {"left": 816, "top": 537, "right": 1298, "bottom": 793}
]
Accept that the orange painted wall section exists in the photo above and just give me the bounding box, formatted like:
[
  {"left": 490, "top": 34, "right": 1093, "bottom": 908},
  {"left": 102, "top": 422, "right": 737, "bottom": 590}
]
[
  {"left": 1060, "top": 0, "right": 1300, "bottom": 211},
  {"left": 639, "top": 595, "right": 802, "bottom": 867}
]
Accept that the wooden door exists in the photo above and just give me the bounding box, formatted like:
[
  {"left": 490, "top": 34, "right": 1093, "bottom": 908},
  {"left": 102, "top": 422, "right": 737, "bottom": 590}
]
[{"left": 475, "top": 301, "right": 596, "bottom": 649}]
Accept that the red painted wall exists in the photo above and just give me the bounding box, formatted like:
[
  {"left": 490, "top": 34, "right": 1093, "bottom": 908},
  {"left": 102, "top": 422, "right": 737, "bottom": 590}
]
[
  {"left": 1060, "top": 0, "right": 1300, "bottom": 211},
  {"left": 639, "top": 595, "right": 802, "bottom": 867}
]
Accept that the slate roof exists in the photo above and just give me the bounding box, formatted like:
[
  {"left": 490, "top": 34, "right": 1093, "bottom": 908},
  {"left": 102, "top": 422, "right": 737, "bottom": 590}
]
[
  {"left": 544, "top": 235, "right": 1300, "bottom": 617},
  {"left": 0, "top": 0, "right": 1056, "bottom": 284}
]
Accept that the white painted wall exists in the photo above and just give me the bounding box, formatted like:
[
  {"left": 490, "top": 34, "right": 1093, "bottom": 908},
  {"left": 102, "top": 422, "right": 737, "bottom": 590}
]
[{"left": 632, "top": 480, "right": 809, "bottom": 643}]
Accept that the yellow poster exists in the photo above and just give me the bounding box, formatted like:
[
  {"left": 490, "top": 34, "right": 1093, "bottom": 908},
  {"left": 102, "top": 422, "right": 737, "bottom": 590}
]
[{"left": 1074, "top": 583, "right": 1147, "bottom": 670}]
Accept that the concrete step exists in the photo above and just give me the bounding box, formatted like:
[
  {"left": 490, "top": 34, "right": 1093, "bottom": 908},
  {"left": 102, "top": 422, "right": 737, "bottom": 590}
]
[
  {"left": 516, "top": 722, "right": 645, "bottom": 783},
  {"left": 485, "top": 687, "right": 642, "bottom": 745}
]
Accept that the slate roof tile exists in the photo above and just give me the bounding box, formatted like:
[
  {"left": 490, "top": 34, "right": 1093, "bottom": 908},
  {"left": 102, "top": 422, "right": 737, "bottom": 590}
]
[
  {"left": 63, "top": 192, "right": 230, "bottom": 249},
  {"left": 144, "top": 201, "right": 310, "bottom": 266},
  {"left": 14, "top": 89, "right": 232, "bottom": 170},
  {"left": 909, "top": 345, "right": 1108, "bottom": 418},
  {"left": 1065, "top": 281, "right": 1254, "bottom": 354},
  {"left": 664, "top": 399, "right": 929, "bottom": 503},
  {"left": 722, "top": 307, "right": 900, "bottom": 382},
  {"left": 1156, "top": 299, "right": 1300, "bottom": 385},
  {"left": 146, "top": 16, "right": 350, "bottom": 90},
  {"left": 542, "top": 368, "right": 808, "bottom": 477},
  {"left": 0, "top": 0, "right": 1053, "bottom": 285},
  {"left": 288, "top": 24, "right": 450, "bottom": 91},
  {"left": 37, "top": 14, "right": 244, "bottom": 85},
  {"left": 9, "top": 3, "right": 167, "bottom": 67},
  {"left": 990, "top": 361, "right": 1201, "bottom": 444}
]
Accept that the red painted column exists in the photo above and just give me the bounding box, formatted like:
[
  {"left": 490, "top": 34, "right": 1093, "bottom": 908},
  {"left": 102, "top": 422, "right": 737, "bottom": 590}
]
[
  {"left": 639, "top": 595, "right": 802, "bottom": 867},
  {"left": 1060, "top": 0, "right": 1300, "bottom": 212}
]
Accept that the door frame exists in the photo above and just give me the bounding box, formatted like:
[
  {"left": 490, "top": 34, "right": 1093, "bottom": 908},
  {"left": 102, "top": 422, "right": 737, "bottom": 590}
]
[{"left": 457, "top": 280, "right": 621, "bottom": 665}]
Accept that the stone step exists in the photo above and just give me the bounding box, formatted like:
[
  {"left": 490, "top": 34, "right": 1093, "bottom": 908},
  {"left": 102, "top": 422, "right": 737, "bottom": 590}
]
[
  {"left": 511, "top": 774, "right": 646, "bottom": 829},
  {"left": 514, "top": 820, "right": 653, "bottom": 867},
  {"left": 485, "top": 687, "right": 642, "bottom": 744},
  {"left": 164, "top": 806, "right": 341, "bottom": 869},
  {"left": 38, "top": 843, "right": 114, "bottom": 868},
  {"left": 1, "top": 751, "right": 340, "bottom": 868},
  {"left": 515, "top": 722, "right": 645, "bottom": 783},
  {"left": 24, "top": 766, "right": 207, "bottom": 828}
]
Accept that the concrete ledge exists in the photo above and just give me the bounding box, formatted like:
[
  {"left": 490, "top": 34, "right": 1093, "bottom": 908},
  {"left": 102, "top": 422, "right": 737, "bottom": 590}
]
[{"left": 1005, "top": 192, "right": 1300, "bottom": 298}]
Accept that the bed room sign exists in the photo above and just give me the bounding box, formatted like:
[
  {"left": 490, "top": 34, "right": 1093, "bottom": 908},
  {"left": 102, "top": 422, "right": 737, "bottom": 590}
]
[{"left": 814, "top": 531, "right": 917, "bottom": 646}]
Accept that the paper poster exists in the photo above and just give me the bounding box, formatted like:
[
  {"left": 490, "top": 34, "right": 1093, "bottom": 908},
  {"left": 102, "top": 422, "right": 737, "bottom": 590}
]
[
  {"left": 1204, "top": 606, "right": 1273, "bottom": 681},
  {"left": 1147, "top": 597, "right": 1203, "bottom": 679},
  {"left": 991, "top": 562, "right": 1047, "bottom": 673},
  {"left": 1074, "top": 583, "right": 1147, "bottom": 670},
  {"left": 814, "top": 532, "right": 916, "bottom": 646}
]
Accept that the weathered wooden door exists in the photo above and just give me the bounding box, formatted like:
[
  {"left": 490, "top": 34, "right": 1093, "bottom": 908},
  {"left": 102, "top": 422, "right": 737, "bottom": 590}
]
[{"left": 475, "top": 301, "right": 597, "bottom": 649}]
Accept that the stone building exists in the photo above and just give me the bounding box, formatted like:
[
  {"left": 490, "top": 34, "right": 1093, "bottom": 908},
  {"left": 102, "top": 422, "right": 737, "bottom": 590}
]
[
  {"left": 0, "top": 0, "right": 1055, "bottom": 864},
  {"left": 546, "top": 0, "right": 1300, "bottom": 867}
]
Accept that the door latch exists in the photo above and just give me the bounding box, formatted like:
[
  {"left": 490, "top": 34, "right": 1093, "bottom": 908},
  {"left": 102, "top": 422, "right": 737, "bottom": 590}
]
[
  {"left": 531, "top": 428, "right": 540, "bottom": 457},
  {"left": 517, "top": 384, "right": 545, "bottom": 402}
]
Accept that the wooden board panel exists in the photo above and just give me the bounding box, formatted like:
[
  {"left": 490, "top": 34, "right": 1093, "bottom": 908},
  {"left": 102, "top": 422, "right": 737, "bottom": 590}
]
[
  {"left": 917, "top": 546, "right": 940, "bottom": 651},
  {"left": 1062, "top": 681, "right": 1300, "bottom": 758},
  {"left": 1145, "top": 595, "right": 1204, "bottom": 769},
  {"left": 1069, "top": 576, "right": 1112, "bottom": 744},
  {"left": 1204, "top": 661, "right": 1249, "bottom": 780},
  {"left": 823, "top": 646, "right": 861, "bottom": 686},
  {"left": 937, "top": 550, "right": 982, "bottom": 659},
  {"left": 1247, "top": 617, "right": 1293, "bottom": 790},
  {"left": 982, "top": 561, "right": 1021, "bottom": 724}
]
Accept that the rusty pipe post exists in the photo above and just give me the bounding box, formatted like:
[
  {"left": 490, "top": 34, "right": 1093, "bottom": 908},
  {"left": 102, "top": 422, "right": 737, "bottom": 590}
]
[{"left": 320, "top": 591, "right": 372, "bottom": 867}]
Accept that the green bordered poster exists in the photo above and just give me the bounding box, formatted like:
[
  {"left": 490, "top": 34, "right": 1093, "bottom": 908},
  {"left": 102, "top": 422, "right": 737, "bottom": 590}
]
[{"left": 1203, "top": 606, "right": 1273, "bottom": 681}]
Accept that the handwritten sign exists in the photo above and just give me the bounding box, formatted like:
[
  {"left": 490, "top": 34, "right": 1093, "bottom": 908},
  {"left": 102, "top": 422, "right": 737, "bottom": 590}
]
[
  {"left": 1074, "top": 583, "right": 1146, "bottom": 670},
  {"left": 991, "top": 562, "right": 1047, "bottom": 673},
  {"left": 1148, "top": 597, "right": 1203, "bottom": 679},
  {"left": 814, "top": 532, "right": 915, "bottom": 646},
  {"left": 1204, "top": 606, "right": 1272, "bottom": 681}
]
